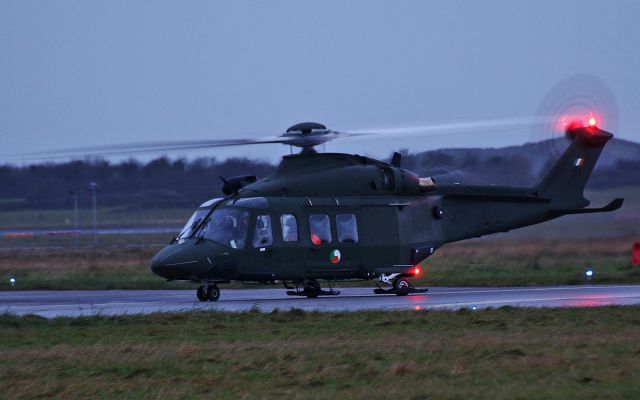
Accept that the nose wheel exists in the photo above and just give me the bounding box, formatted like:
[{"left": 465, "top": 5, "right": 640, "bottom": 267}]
[{"left": 197, "top": 284, "right": 220, "bottom": 302}]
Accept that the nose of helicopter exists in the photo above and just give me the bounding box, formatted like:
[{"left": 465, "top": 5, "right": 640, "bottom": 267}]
[
  {"left": 150, "top": 256, "right": 168, "bottom": 278},
  {"left": 150, "top": 247, "right": 173, "bottom": 278},
  {"left": 151, "top": 241, "right": 227, "bottom": 280},
  {"left": 150, "top": 244, "right": 195, "bottom": 280}
]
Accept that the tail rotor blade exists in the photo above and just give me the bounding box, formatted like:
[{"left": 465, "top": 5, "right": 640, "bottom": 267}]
[{"left": 531, "top": 74, "right": 619, "bottom": 157}]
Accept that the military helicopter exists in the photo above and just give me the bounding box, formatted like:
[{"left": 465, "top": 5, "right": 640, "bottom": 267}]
[{"left": 30, "top": 116, "right": 624, "bottom": 301}]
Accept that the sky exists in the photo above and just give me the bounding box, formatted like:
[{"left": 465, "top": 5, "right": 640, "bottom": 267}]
[{"left": 2, "top": 0, "right": 640, "bottom": 164}]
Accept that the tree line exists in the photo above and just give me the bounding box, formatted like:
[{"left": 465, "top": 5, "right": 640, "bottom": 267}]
[
  {"left": 0, "top": 157, "right": 274, "bottom": 210},
  {"left": 0, "top": 151, "right": 637, "bottom": 211}
]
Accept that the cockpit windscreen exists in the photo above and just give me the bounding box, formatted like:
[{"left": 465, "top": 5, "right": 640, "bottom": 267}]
[{"left": 177, "top": 209, "right": 209, "bottom": 242}]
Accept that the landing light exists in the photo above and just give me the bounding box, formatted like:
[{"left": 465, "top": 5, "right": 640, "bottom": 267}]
[
  {"left": 585, "top": 269, "right": 594, "bottom": 278},
  {"left": 9, "top": 277, "right": 16, "bottom": 285}
]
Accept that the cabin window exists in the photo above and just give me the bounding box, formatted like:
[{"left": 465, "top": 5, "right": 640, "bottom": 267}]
[
  {"left": 280, "top": 214, "right": 298, "bottom": 242},
  {"left": 252, "top": 215, "right": 273, "bottom": 248},
  {"left": 309, "top": 214, "right": 332, "bottom": 245},
  {"left": 336, "top": 213, "right": 359, "bottom": 244}
]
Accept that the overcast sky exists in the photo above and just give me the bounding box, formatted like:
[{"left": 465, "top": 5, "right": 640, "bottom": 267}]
[{"left": 2, "top": 0, "right": 639, "bottom": 164}]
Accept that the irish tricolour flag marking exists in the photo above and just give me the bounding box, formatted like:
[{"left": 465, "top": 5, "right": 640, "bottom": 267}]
[{"left": 330, "top": 249, "right": 341, "bottom": 264}]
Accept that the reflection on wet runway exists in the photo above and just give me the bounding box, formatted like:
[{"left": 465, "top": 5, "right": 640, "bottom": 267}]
[{"left": 2, "top": 285, "right": 640, "bottom": 318}]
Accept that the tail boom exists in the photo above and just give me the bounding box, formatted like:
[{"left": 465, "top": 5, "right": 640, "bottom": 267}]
[{"left": 434, "top": 125, "right": 623, "bottom": 243}]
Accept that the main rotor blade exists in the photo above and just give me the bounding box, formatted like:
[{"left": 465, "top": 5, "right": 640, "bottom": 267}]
[
  {"left": 18, "top": 115, "right": 552, "bottom": 161},
  {"left": 20, "top": 136, "right": 287, "bottom": 159},
  {"left": 338, "top": 116, "right": 552, "bottom": 140}
]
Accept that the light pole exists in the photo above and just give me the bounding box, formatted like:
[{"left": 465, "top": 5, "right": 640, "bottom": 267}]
[
  {"left": 88, "top": 182, "right": 99, "bottom": 245},
  {"left": 68, "top": 190, "right": 83, "bottom": 247}
]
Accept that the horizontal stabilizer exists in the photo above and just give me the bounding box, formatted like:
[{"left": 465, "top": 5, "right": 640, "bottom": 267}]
[
  {"left": 443, "top": 192, "right": 551, "bottom": 203},
  {"left": 551, "top": 198, "right": 624, "bottom": 216}
]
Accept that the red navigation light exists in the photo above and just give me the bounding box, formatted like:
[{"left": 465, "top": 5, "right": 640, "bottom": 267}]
[
  {"left": 413, "top": 266, "right": 422, "bottom": 276},
  {"left": 565, "top": 121, "right": 583, "bottom": 131},
  {"left": 561, "top": 112, "right": 600, "bottom": 132},
  {"left": 633, "top": 241, "right": 640, "bottom": 266},
  {"left": 560, "top": 115, "right": 583, "bottom": 132}
]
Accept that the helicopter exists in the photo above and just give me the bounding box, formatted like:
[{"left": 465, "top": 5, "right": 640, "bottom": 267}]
[
  {"left": 28, "top": 117, "right": 624, "bottom": 301},
  {"left": 142, "top": 117, "right": 623, "bottom": 301}
]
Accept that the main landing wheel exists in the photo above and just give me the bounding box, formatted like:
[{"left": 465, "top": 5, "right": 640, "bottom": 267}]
[
  {"left": 394, "top": 277, "right": 411, "bottom": 296},
  {"left": 196, "top": 285, "right": 207, "bottom": 302},
  {"left": 206, "top": 284, "right": 220, "bottom": 301},
  {"left": 303, "top": 281, "right": 321, "bottom": 298}
]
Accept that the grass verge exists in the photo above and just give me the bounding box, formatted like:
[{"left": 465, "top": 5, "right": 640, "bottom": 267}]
[{"left": 1, "top": 307, "right": 640, "bottom": 399}]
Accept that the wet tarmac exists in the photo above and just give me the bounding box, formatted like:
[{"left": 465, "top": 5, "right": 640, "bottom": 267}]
[{"left": 2, "top": 285, "right": 640, "bottom": 318}]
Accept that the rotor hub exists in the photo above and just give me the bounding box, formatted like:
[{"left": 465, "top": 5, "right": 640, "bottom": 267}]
[{"left": 286, "top": 122, "right": 327, "bottom": 135}]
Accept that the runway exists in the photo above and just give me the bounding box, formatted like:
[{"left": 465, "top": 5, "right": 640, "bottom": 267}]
[{"left": 2, "top": 285, "right": 640, "bottom": 318}]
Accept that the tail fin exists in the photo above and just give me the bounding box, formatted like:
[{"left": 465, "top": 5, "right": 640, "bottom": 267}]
[{"left": 535, "top": 126, "right": 613, "bottom": 208}]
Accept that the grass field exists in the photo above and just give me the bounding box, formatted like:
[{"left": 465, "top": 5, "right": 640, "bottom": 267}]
[
  {"left": 1, "top": 307, "right": 640, "bottom": 399},
  {"left": 0, "top": 243, "right": 189, "bottom": 290},
  {"left": 0, "top": 235, "right": 638, "bottom": 291},
  {"left": 425, "top": 236, "right": 640, "bottom": 286}
]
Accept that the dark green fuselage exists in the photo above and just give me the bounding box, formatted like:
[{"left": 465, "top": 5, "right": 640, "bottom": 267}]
[{"left": 151, "top": 126, "right": 622, "bottom": 284}]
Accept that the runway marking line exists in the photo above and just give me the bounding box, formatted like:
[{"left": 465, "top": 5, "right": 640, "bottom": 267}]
[
  {"left": 415, "top": 295, "right": 640, "bottom": 310},
  {"left": 415, "top": 285, "right": 640, "bottom": 296}
]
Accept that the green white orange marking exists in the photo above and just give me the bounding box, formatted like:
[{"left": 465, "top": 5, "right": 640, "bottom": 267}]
[{"left": 330, "top": 249, "right": 341, "bottom": 264}]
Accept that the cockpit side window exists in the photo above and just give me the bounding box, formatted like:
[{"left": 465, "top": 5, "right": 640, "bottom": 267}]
[
  {"left": 252, "top": 215, "right": 273, "bottom": 248},
  {"left": 309, "top": 214, "right": 332, "bottom": 245},
  {"left": 201, "top": 209, "right": 250, "bottom": 249},
  {"left": 336, "top": 213, "right": 359, "bottom": 244},
  {"left": 280, "top": 214, "right": 298, "bottom": 242}
]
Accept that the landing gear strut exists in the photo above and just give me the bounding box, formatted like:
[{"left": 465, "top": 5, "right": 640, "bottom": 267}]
[
  {"left": 373, "top": 273, "right": 428, "bottom": 296},
  {"left": 197, "top": 283, "right": 220, "bottom": 302},
  {"left": 286, "top": 280, "right": 341, "bottom": 298}
]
